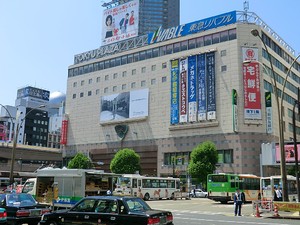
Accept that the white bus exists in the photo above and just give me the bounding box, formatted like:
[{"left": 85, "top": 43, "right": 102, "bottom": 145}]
[
  {"left": 113, "top": 174, "right": 180, "bottom": 201},
  {"left": 260, "top": 175, "right": 298, "bottom": 202}
]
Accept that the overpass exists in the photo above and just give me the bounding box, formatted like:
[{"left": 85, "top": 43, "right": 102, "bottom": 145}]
[{"left": 0, "top": 142, "right": 62, "bottom": 173}]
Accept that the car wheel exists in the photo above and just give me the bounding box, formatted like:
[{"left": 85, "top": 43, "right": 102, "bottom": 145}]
[
  {"left": 171, "top": 193, "right": 174, "bottom": 200},
  {"left": 144, "top": 193, "right": 150, "bottom": 201},
  {"left": 205, "top": 194, "right": 207, "bottom": 198},
  {"left": 48, "top": 221, "right": 58, "bottom": 225}
]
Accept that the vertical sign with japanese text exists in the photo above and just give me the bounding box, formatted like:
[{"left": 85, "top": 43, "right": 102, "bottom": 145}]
[
  {"left": 170, "top": 60, "right": 179, "bottom": 124},
  {"left": 265, "top": 92, "right": 273, "bottom": 133},
  {"left": 188, "top": 55, "right": 197, "bottom": 122},
  {"left": 180, "top": 58, "right": 188, "bottom": 123},
  {"left": 206, "top": 52, "right": 216, "bottom": 120},
  {"left": 197, "top": 54, "right": 206, "bottom": 121},
  {"left": 242, "top": 47, "right": 262, "bottom": 119}
]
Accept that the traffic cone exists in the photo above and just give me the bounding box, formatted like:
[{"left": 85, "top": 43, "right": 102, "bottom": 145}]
[
  {"left": 273, "top": 205, "right": 279, "bottom": 217},
  {"left": 255, "top": 203, "right": 261, "bottom": 217}
]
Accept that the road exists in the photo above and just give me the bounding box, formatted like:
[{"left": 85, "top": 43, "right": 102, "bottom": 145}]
[{"left": 147, "top": 198, "right": 300, "bottom": 225}]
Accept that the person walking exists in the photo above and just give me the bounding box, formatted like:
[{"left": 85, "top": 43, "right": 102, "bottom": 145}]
[
  {"left": 274, "top": 186, "right": 282, "bottom": 201},
  {"left": 234, "top": 188, "right": 245, "bottom": 216}
]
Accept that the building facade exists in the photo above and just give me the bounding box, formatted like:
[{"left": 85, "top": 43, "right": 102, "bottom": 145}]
[{"left": 65, "top": 11, "right": 300, "bottom": 177}]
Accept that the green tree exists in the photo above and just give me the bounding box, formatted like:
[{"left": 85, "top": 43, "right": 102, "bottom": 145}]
[
  {"left": 67, "top": 152, "right": 93, "bottom": 169},
  {"left": 110, "top": 148, "right": 141, "bottom": 174},
  {"left": 188, "top": 141, "right": 218, "bottom": 187}
]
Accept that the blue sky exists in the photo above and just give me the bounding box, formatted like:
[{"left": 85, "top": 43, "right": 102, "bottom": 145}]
[{"left": 1, "top": 0, "right": 299, "bottom": 106}]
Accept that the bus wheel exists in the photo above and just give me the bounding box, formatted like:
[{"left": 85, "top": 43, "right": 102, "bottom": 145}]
[
  {"left": 144, "top": 193, "right": 150, "bottom": 201},
  {"left": 220, "top": 201, "right": 227, "bottom": 204}
]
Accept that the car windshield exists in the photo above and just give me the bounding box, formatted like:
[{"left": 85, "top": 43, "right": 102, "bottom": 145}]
[
  {"left": 124, "top": 198, "right": 151, "bottom": 212},
  {"left": 5, "top": 193, "right": 37, "bottom": 207}
]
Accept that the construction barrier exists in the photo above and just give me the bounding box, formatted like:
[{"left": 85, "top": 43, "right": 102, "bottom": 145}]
[{"left": 252, "top": 200, "right": 273, "bottom": 216}]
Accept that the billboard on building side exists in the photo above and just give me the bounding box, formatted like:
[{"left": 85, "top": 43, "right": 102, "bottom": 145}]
[
  {"left": 242, "top": 47, "right": 262, "bottom": 120},
  {"left": 17, "top": 86, "right": 50, "bottom": 101},
  {"left": 102, "top": 0, "right": 139, "bottom": 46},
  {"left": 275, "top": 143, "right": 300, "bottom": 163},
  {"left": 100, "top": 88, "right": 148, "bottom": 122},
  {"left": 170, "top": 52, "right": 216, "bottom": 125}
]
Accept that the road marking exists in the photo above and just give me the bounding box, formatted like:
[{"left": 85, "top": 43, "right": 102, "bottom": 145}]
[{"left": 174, "top": 217, "right": 290, "bottom": 225}]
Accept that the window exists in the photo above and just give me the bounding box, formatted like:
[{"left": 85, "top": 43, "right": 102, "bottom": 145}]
[
  {"left": 181, "top": 40, "right": 188, "bottom": 51},
  {"left": 173, "top": 43, "right": 180, "bottom": 53},
  {"left": 131, "top": 82, "right": 136, "bottom": 88},
  {"left": 80, "top": 92, "right": 84, "bottom": 98},
  {"left": 220, "top": 50, "right": 226, "bottom": 57},
  {"left": 73, "top": 82, "right": 77, "bottom": 87},
  {"left": 229, "top": 29, "right": 237, "bottom": 40},
  {"left": 159, "top": 46, "right": 166, "bottom": 56},
  {"left": 162, "top": 62, "right": 167, "bottom": 69},
  {"left": 162, "top": 76, "right": 167, "bottom": 82},
  {"left": 113, "top": 73, "right": 118, "bottom": 79},
  {"left": 139, "top": 51, "right": 146, "bottom": 61},
  {"left": 81, "top": 80, "right": 84, "bottom": 86},
  {"left": 212, "top": 33, "right": 220, "bottom": 44},
  {"left": 88, "top": 91, "right": 92, "bottom": 96},
  {"left": 196, "top": 37, "right": 204, "bottom": 47},
  {"left": 133, "top": 53, "right": 139, "bottom": 62},
  {"left": 104, "top": 87, "right": 108, "bottom": 93},
  {"left": 221, "top": 65, "right": 227, "bottom": 72},
  {"left": 204, "top": 35, "right": 212, "bottom": 46},
  {"left": 72, "top": 94, "right": 76, "bottom": 99},
  {"left": 113, "top": 86, "right": 117, "bottom": 92},
  {"left": 188, "top": 39, "right": 196, "bottom": 49},
  {"left": 96, "top": 77, "right": 100, "bottom": 83},
  {"left": 151, "top": 65, "right": 156, "bottom": 71},
  {"left": 121, "top": 56, "right": 127, "bottom": 65},
  {"left": 141, "top": 80, "right": 146, "bottom": 87},
  {"left": 220, "top": 30, "right": 229, "bottom": 42},
  {"left": 96, "top": 89, "right": 100, "bottom": 95},
  {"left": 141, "top": 67, "right": 146, "bottom": 73},
  {"left": 88, "top": 79, "right": 92, "bottom": 84},
  {"left": 152, "top": 48, "right": 159, "bottom": 57},
  {"left": 166, "top": 44, "right": 173, "bottom": 54},
  {"left": 132, "top": 69, "right": 136, "bottom": 75},
  {"left": 122, "top": 84, "right": 127, "bottom": 90},
  {"left": 218, "top": 149, "right": 233, "bottom": 163},
  {"left": 122, "top": 71, "right": 127, "bottom": 77},
  {"left": 151, "top": 79, "right": 156, "bottom": 85},
  {"left": 105, "top": 75, "right": 109, "bottom": 81}
]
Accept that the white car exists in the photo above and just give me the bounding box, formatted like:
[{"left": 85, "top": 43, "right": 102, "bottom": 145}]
[{"left": 190, "top": 189, "right": 208, "bottom": 198}]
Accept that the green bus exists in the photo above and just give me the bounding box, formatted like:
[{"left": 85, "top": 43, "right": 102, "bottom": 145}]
[{"left": 207, "top": 173, "right": 260, "bottom": 204}]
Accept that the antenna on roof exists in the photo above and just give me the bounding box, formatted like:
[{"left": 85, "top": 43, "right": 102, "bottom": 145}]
[{"left": 243, "top": 1, "right": 249, "bottom": 22}]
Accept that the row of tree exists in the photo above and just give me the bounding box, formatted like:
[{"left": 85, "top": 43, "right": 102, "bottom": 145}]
[{"left": 67, "top": 141, "right": 218, "bottom": 186}]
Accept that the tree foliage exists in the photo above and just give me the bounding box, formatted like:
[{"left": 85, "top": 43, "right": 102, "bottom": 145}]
[
  {"left": 67, "top": 152, "right": 93, "bottom": 169},
  {"left": 110, "top": 148, "right": 141, "bottom": 174},
  {"left": 188, "top": 141, "right": 218, "bottom": 186}
]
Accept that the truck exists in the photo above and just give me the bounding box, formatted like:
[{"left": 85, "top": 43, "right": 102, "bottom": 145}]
[{"left": 21, "top": 168, "right": 120, "bottom": 208}]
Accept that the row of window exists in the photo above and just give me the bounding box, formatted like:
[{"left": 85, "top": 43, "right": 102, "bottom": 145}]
[
  {"left": 72, "top": 64, "right": 164, "bottom": 88},
  {"left": 68, "top": 28, "right": 237, "bottom": 78},
  {"left": 72, "top": 77, "right": 167, "bottom": 99}
]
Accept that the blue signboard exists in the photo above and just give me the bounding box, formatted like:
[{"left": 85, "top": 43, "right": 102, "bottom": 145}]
[
  {"left": 148, "top": 11, "right": 236, "bottom": 44},
  {"left": 188, "top": 56, "right": 197, "bottom": 122},
  {"left": 197, "top": 54, "right": 206, "bottom": 121}
]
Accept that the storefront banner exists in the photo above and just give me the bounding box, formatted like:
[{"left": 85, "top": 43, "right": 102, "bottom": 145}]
[
  {"left": 232, "top": 89, "right": 238, "bottom": 132},
  {"left": 188, "top": 55, "right": 197, "bottom": 122},
  {"left": 179, "top": 58, "right": 188, "bottom": 123},
  {"left": 276, "top": 143, "right": 300, "bottom": 163},
  {"left": 265, "top": 92, "right": 273, "bottom": 134},
  {"left": 170, "top": 60, "right": 179, "bottom": 124},
  {"left": 206, "top": 52, "right": 216, "bottom": 120},
  {"left": 197, "top": 54, "right": 206, "bottom": 121}
]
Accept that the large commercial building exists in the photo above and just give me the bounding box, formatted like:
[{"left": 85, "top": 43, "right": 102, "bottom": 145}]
[{"left": 65, "top": 10, "right": 300, "bottom": 177}]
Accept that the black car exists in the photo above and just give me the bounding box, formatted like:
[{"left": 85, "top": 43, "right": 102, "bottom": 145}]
[
  {"left": 39, "top": 196, "right": 174, "bottom": 225},
  {"left": 0, "top": 193, "right": 51, "bottom": 225},
  {"left": 0, "top": 208, "right": 7, "bottom": 224}
]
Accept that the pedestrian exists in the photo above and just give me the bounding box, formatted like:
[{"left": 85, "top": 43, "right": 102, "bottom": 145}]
[
  {"left": 234, "top": 188, "right": 244, "bottom": 216},
  {"left": 274, "top": 186, "right": 282, "bottom": 201}
]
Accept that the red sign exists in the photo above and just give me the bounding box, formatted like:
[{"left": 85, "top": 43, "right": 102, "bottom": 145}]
[
  {"left": 243, "top": 62, "right": 262, "bottom": 119},
  {"left": 60, "top": 120, "right": 68, "bottom": 145}
]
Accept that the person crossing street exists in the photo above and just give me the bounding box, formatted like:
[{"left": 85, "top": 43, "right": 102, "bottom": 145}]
[{"left": 234, "top": 188, "right": 245, "bottom": 216}]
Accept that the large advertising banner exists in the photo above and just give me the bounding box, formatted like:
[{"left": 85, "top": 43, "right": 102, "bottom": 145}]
[
  {"left": 179, "top": 58, "right": 188, "bottom": 123},
  {"left": 275, "top": 143, "right": 300, "bottom": 163},
  {"left": 170, "top": 60, "right": 179, "bottom": 124},
  {"left": 206, "top": 52, "right": 216, "bottom": 120},
  {"left": 197, "top": 54, "right": 206, "bottom": 121},
  {"left": 188, "top": 55, "right": 197, "bottom": 122},
  {"left": 242, "top": 47, "right": 262, "bottom": 119},
  {"left": 100, "top": 88, "right": 148, "bottom": 122},
  {"left": 102, "top": 0, "right": 139, "bottom": 46}
]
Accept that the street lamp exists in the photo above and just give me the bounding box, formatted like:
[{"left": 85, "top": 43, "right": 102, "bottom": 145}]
[
  {"left": 292, "top": 88, "right": 300, "bottom": 202},
  {"left": 9, "top": 104, "right": 45, "bottom": 184},
  {"left": 251, "top": 28, "right": 300, "bottom": 201}
]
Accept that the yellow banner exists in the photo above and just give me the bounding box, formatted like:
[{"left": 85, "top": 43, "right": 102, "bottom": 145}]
[{"left": 274, "top": 202, "right": 300, "bottom": 212}]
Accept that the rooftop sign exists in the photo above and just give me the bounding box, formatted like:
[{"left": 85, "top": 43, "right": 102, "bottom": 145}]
[{"left": 148, "top": 11, "right": 236, "bottom": 44}]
